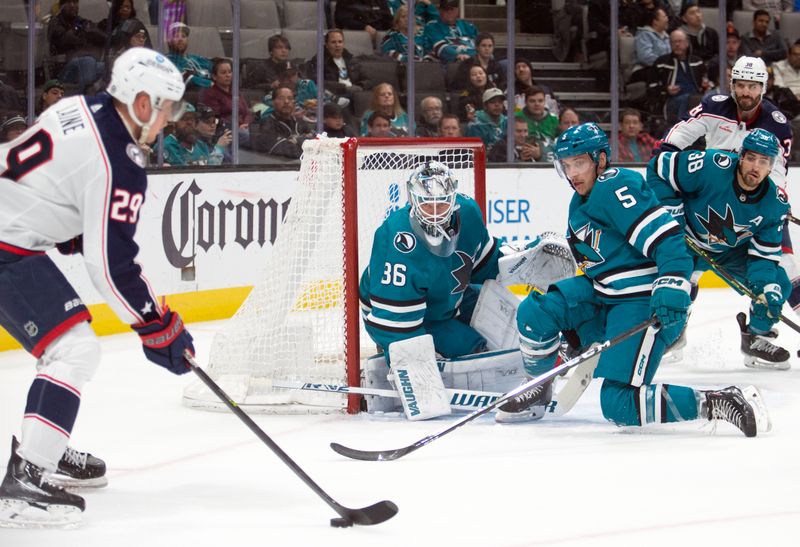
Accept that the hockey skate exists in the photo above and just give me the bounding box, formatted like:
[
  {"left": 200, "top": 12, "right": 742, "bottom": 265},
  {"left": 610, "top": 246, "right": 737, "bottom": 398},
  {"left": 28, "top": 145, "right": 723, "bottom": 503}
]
[
  {"left": 737, "top": 313, "right": 791, "bottom": 371},
  {"left": 0, "top": 437, "right": 85, "bottom": 529},
  {"left": 701, "top": 386, "right": 771, "bottom": 437},
  {"left": 495, "top": 380, "right": 553, "bottom": 423},
  {"left": 11, "top": 437, "right": 107, "bottom": 489}
]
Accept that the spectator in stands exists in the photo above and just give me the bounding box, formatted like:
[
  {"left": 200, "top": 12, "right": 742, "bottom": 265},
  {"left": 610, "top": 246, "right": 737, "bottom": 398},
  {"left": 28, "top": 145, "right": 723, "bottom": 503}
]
[
  {"left": 0, "top": 79, "right": 21, "bottom": 118},
  {"left": 510, "top": 58, "right": 557, "bottom": 114},
  {"left": 742, "top": 1, "right": 794, "bottom": 28},
  {"left": 366, "top": 111, "right": 395, "bottom": 137},
  {"left": 707, "top": 28, "right": 743, "bottom": 84},
  {"left": 47, "top": 0, "right": 107, "bottom": 92},
  {"left": 439, "top": 113, "right": 462, "bottom": 137},
  {"left": 250, "top": 86, "right": 315, "bottom": 159},
  {"left": 516, "top": 86, "right": 559, "bottom": 150},
  {"left": 323, "top": 103, "right": 357, "bottom": 137},
  {"left": 36, "top": 80, "right": 64, "bottom": 118},
  {"left": 466, "top": 88, "right": 507, "bottom": 148},
  {"left": 454, "top": 32, "right": 506, "bottom": 90},
  {"left": 166, "top": 23, "right": 213, "bottom": 89},
  {"left": 650, "top": 28, "right": 708, "bottom": 124},
  {"left": 417, "top": 96, "right": 445, "bottom": 137},
  {"left": 679, "top": 2, "right": 719, "bottom": 62},
  {"left": 617, "top": 108, "right": 657, "bottom": 162},
  {"left": 765, "top": 65, "right": 800, "bottom": 120},
  {"left": 160, "top": 0, "right": 186, "bottom": 43},
  {"left": 98, "top": 0, "right": 138, "bottom": 36},
  {"left": 740, "top": 9, "right": 787, "bottom": 65},
  {"left": 772, "top": 41, "right": 800, "bottom": 98},
  {"left": 634, "top": 7, "right": 671, "bottom": 67},
  {"left": 424, "top": 0, "right": 478, "bottom": 64},
  {"left": 557, "top": 107, "right": 581, "bottom": 134},
  {"left": 243, "top": 35, "right": 292, "bottom": 92},
  {"left": 306, "top": 30, "right": 367, "bottom": 102},
  {"left": 628, "top": 0, "right": 680, "bottom": 31},
  {"left": 113, "top": 19, "right": 152, "bottom": 52},
  {"left": 360, "top": 83, "right": 409, "bottom": 135},
  {"left": 389, "top": 0, "right": 439, "bottom": 25},
  {"left": 163, "top": 105, "right": 219, "bottom": 166},
  {"left": 196, "top": 104, "right": 232, "bottom": 165},
  {"left": 200, "top": 58, "right": 254, "bottom": 141},
  {"left": 488, "top": 117, "right": 541, "bottom": 163},
  {"left": 380, "top": 4, "right": 431, "bottom": 62},
  {"left": 335, "top": 0, "right": 393, "bottom": 45},
  {"left": 457, "top": 65, "right": 494, "bottom": 122},
  {"left": 0, "top": 114, "right": 27, "bottom": 143}
]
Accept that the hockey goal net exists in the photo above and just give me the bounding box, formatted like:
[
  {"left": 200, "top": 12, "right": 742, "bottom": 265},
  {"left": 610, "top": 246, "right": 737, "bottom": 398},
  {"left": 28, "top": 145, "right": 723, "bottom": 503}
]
[{"left": 183, "top": 137, "right": 485, "bottom": 414}]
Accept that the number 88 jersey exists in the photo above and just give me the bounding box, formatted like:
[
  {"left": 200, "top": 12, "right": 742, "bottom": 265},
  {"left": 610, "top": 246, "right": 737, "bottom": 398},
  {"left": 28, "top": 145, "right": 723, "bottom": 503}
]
[{"left": 0, "top": 94, "right": 162, "bottom": 326}]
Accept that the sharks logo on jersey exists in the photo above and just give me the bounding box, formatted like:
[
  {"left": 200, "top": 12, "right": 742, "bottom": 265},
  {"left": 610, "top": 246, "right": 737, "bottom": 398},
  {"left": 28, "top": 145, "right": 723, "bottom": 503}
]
[
  {"left": 696, "top": 204, "right": 752, "bottom": 247},
  {"left": 393, "top": 232, "right": 416, "bottom": 253},
  {"left": 713, "top": 153, "right": 733, "bottom": 169},
  {"left": 567, "top": 222, "right": 604, "bottom": 270},
  {"left": 450, "top": 250, "right": 474, "bottom": 294}
]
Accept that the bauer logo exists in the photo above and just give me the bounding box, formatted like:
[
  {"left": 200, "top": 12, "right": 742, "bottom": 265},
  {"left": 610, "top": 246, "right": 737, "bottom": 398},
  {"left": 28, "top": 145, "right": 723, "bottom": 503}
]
[
  {"left": 393, "top": 232, "right": 416, "bottom": 253},
  {"left": 161, "top": 179, "right": 292, "bottom": 268}
]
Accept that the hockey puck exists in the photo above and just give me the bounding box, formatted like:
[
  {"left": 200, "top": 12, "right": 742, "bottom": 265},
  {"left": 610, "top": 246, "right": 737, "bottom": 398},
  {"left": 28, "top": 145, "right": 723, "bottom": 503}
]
[{"left": 330, "top": 517, "right": 354, "bottom": 528}]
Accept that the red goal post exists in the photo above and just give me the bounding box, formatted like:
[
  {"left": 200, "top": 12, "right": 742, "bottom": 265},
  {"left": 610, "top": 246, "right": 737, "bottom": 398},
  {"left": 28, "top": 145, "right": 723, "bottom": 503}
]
[{"left": 184, "top": 137, "right": 486, "bottom": 414}]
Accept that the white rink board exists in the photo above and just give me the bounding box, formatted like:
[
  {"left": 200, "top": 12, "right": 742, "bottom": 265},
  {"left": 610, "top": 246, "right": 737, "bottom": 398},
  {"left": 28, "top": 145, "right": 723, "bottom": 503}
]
[{"left": 51, "top": 167, "right": 586, "bottom": 306}]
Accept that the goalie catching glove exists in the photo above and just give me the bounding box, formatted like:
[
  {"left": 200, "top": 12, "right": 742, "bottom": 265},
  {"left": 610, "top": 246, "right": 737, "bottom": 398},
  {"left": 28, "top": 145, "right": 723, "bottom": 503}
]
[
  {"left": 497, "top": 232, "right": 577, "bottom": 291},
  {"left": 650, "top": 276, "right": 691, "bottom": 328},
  {"left": 132, "top": 308, "right": 194, "bottom": 375}
]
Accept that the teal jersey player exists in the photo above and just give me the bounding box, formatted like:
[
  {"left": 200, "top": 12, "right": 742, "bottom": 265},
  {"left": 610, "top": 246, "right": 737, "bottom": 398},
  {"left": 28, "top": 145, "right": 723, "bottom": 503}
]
[
  {"left": 359, "top": 162, "right": 500, "bottom": 359},
  {"left": 647, "top": 129, "right": 792, "bottom": 370},
  {"left": 500, "top": 123, "right": 771, "bottom": 437}
]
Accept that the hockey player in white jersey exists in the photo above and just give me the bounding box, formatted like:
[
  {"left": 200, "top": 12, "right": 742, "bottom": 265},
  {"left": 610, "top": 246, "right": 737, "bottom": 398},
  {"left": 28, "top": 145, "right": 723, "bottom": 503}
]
[{"left": 0, "top": 48, "right": 194, "bottom": 528}]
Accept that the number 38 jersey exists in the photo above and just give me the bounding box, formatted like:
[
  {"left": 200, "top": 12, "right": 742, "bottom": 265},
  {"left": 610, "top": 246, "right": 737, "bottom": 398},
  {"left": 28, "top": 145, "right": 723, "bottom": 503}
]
[
  {"left": 0, "top": 94, "right": 161, "bottom": 325},
  {"left": 566, "top": 167, "right": 693, "bottom": 302}
]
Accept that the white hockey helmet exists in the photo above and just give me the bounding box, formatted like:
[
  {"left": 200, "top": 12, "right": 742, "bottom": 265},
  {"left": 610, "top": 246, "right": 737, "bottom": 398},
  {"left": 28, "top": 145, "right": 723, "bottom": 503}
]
[
  {"left": 108, "top": 47, "right": 186, "bottom": 143},
  {"left": 730, "top": 56, "right": 768, "bottom": 97},
  {"left": 407, "top": 160, "right": 458, "bottom": 247}
]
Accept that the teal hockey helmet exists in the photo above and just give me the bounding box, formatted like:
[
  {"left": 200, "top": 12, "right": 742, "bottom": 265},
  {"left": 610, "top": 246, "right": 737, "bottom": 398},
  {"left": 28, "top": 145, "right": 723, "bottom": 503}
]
[
  {"left": 553, "top": 123, "right": 611, "bottom": 185},
  {"left": 740, "top": 128, "right": 781, "bottom": 164}
]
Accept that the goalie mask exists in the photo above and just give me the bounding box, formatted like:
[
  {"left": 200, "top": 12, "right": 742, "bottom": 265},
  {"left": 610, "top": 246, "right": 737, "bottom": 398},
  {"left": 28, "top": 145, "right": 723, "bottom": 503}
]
[{"left": 407, "top": 161, "right": 460, "bottom": 253}]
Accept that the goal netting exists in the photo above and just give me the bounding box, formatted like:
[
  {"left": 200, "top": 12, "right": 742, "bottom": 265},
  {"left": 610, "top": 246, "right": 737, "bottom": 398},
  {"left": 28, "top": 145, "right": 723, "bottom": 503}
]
[{"left": 183, "top": 137, "right": 485, "bottom": 413}]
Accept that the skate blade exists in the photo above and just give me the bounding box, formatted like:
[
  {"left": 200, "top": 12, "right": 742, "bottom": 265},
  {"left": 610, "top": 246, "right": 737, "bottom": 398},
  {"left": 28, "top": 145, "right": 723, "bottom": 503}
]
[
  {"left": 741, "top": 385, "right": 772, "bottom": 434},
  {"left": 660, "top": 348, "right": 683, "bottom": 365},
  {"left": 0, "top": 498, "right": 82, "bottom": 529},
  {"left": 50, "top": 474, "right": 108, "bottom": 489},
  {"left": 743, "top": 356, "right": 791, "bottom": 371},
  {"left": 495, "top": 406, "right": 546, "bottom": 424}
]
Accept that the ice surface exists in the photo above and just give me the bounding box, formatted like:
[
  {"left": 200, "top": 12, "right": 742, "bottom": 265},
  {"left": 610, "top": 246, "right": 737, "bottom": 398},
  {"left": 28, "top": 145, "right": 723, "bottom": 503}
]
[{"left": 1, "top": 289, "right": 799, "bottom": 546}]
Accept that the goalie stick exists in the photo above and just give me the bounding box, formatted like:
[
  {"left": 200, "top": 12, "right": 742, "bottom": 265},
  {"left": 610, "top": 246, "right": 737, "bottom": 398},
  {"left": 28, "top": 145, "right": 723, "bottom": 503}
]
[
  {"left": 183, "top": 352, "right": 398, "bottom": 526},
  {"left": 685, "top": 238, "right": 800, "bottom": 335},
  {"left": 272, "top": 374, "right": 590, "bottom": 416},
  {"left": 329, "top": 318, "right": 658, "bottom": 461}
]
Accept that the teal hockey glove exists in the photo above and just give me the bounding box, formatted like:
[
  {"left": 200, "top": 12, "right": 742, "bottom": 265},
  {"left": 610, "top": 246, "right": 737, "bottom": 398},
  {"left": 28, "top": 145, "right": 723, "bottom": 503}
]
[{"left": 650, "top": 276, "right": 692, "bottom": 328}]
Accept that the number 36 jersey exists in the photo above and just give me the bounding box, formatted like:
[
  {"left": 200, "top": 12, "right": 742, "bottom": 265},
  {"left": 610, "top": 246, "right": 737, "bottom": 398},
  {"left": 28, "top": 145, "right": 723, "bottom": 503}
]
[{"left": 0, "top": 94, "right": 161, "bottom": 325}]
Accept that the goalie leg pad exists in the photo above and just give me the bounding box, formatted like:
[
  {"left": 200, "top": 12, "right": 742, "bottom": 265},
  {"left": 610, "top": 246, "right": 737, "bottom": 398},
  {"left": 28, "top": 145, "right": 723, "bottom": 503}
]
[
  {"left": 362, "top": 354, "right": 401, "bottom": 413},
  {"left": 438, "top": 349, "right": 527, "bottom": 393},
  {"left": 388, "top": 335, "right": 452, "bottom": 421}
]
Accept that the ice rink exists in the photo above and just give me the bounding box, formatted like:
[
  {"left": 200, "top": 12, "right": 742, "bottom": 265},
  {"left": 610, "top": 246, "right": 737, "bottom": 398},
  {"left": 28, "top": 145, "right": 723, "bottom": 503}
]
[{"left": 1, "top": 288, "right": 799, "bottom": 547}]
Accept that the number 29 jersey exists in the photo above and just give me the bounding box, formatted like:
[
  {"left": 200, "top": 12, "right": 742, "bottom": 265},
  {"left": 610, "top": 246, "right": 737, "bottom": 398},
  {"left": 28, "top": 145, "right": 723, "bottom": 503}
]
[{"left": 0, "top": 94, "right": 161, "bottom": 326}]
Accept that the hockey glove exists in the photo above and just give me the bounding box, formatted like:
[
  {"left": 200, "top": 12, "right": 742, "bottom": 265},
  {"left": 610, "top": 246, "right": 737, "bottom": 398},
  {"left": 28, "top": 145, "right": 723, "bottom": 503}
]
[
  {"left": 56, "top": 236, "right": 83, "bottom": 255},
  {"left": 751, "top": 282, "right": 784, "bottom": 321},
  {"left": 132, "top": 309, "right": 194, "bottom": 375},
  {"left": 650, "top": 276, "right": 692, "bottom": 328}
]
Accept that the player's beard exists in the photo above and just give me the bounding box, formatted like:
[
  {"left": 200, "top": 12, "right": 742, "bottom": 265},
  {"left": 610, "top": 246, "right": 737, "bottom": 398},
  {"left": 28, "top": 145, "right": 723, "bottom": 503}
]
[
  {"left": 738, "top": 163, "right": 765, "bottom": 189},
  {"left": 734, "top": 93, "right": 760, "bottom": 113}
]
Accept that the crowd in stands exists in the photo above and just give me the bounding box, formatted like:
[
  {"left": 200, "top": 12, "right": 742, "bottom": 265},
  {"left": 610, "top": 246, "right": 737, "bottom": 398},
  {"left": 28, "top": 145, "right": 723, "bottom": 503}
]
[{"left": 6, "top": 0, "right": 800, "bottom": 165}]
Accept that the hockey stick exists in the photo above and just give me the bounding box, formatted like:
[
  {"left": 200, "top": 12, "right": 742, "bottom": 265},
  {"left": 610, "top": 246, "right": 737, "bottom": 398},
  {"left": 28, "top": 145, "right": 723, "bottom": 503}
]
[
  {"left": 183, "top": 352, "right": 398, "bottom": 526},
  {"left": 787, "top": 214, "right": 800, "bottom": 227},
  {"left": 685, "top": 237, "right": 800, "bottom": 334},
  {"left": 330, "top": 317, "right": 658, "bottom": 462}
]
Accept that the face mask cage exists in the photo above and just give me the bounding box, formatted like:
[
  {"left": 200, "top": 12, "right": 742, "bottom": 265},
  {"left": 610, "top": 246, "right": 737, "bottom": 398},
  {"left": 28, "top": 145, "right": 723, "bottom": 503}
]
[{"left": 407, "top": 168, "right": 457, "bottom": 238}]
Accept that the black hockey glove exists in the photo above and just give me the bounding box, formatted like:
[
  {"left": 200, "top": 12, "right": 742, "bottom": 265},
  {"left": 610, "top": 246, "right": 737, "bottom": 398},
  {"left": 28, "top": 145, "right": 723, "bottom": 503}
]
[
  {"left": 132, "top": 309, "right": 194, "bottom": 375},
  {"left": 56, "top": 236, "right": 83, "bottom": 255}
]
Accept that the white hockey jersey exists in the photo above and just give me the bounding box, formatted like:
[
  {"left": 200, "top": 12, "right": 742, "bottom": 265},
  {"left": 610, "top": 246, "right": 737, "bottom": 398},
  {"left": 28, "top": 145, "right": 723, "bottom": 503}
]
[
  {"left": 0, "top": 94, "right": 161, "bottom": 326},
  {"left": 660, "top": 94, "right": 793, "bottom": 187}
]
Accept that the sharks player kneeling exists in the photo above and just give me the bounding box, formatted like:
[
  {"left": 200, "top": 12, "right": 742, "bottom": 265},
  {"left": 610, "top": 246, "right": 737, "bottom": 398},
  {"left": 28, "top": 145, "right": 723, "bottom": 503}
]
[
  {"left": 359, "top": 161, "right": 575, "bottom": 419},
  {"left": 496, "top": 123, "right": 771, "bottom": 437}
]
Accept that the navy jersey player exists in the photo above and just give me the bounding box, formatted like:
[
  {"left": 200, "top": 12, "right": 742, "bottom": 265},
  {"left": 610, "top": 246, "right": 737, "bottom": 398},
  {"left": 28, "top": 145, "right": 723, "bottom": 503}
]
[
  {"left": 500, "top": 123, "right": 770, "bottom": 436},
  {"left": 360, "top": 161, "right": 501, "bottom": 359},
  {"left": 0, "top": 48, "right": 194, "bottom": 528},
  {"left": 648, "top": 129, "right": 791, "bottom": 370}
]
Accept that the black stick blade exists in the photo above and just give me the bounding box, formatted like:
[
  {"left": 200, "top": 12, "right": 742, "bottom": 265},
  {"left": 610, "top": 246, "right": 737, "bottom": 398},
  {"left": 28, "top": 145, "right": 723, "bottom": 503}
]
[
  {"left": 344, "top": 500, "right": 399, "bottom": 525},
  {"left": 330, "top": 442, "right": 417, "bottom": 462}
]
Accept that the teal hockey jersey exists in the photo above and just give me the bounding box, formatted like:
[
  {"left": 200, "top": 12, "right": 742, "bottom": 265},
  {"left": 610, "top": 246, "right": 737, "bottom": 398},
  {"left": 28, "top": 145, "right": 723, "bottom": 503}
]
[
  {"left": 567, "top": 167, "right": 693, "bottom": 302},
  {"left": 647, "top": 150, "right": 789, "bottom": 287},
  {"left": 359, "top": 193, "right": 500, "bottom": 349}
]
